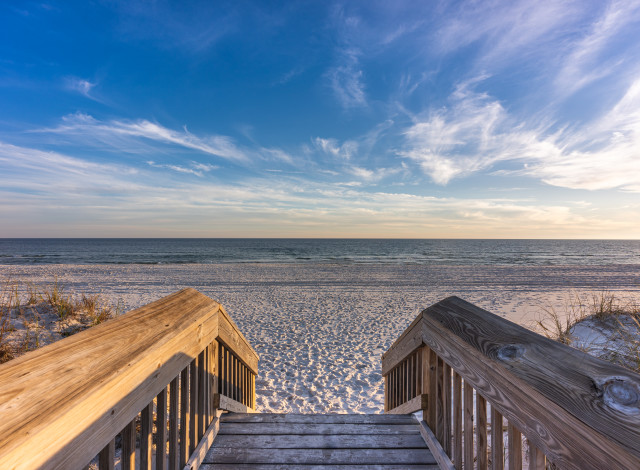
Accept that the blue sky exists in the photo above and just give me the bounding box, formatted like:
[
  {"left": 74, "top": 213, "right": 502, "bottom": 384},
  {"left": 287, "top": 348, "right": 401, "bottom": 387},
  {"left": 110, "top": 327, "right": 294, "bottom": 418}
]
[{"left": 1, "top": 0, "right": 639, "bottom": 238}]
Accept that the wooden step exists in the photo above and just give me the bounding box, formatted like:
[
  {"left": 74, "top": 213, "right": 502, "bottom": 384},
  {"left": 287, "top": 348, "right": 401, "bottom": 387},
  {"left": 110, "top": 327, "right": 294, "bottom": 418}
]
[{"left": 201, "top": 413, "right": 439, "bottom": 469}]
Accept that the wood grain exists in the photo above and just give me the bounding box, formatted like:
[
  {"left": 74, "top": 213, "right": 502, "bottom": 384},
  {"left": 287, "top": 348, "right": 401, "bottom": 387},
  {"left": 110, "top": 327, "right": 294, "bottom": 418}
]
[
  {"left": 385, "top": 394, "right": 428, "bottom": 414},
  {"left": 220, "top": 413, "right": 417, "bottom": 424},
  {"left": 0, "top": 288, "right": 223, "bottom": 470},
  {"left": 98, "top": 439, "right": 114, "bottom": 470},
  {"left": 212, "top": 433, "right": 427, "bottom": 449},
  {"left": 418, "top": 296, "right": 640, "bottom": 470},
  {"left": 452, "top": 372, "right": 462, "bottom": 470},
  {"left": 507, "top": 423, "right": 521, "bottom": 470},
  {"left": 463, "top": 381, "right": 473, "bottom": 470},
  {"left": 491, "top": 406, "right": 503, "bottom": 470},
  {"left": 213, "top": 394, "right": 256, "bottom": 413},
  {"left": 217, "top": 423, "right": 421, "bottom": 435},
  {"left": 200, "top": 465, "right": 440, "bottom": 470},
  {"left": 476, "top": 393, "right": 487, "bottom": 470},
  {"left": 418, "top": 420, "right": 456, "bottom": 470},
  {"left": 140, "top": 401, "right": 153, "bottom": 470},
  {"left": 156, "top": 387, "right": 167, "bottom": 470},
  {"left": 205, "top": 448, "right": 435, "bottom": 465}
]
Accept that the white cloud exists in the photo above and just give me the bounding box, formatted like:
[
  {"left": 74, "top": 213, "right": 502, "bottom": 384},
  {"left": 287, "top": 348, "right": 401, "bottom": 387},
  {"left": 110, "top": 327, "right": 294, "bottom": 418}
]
[
  {"left": 34, "top": 113, "right": 249, "bottom": 163},
  {"left": 402, "top": 76, "right": 640, "bottom": 191},
  {"left": 327, "top": 47, "right": 367, "bottom": 109},
  {"left": 146, "top": 160, "right": 217, "bottom": 176},
  {"left": 313, "top": 137, "right": 358, "bottom": 160},
  {"left": 1, "top": 140, "right": 637, "bottom": 237},
  {"left": 555, "top": 0, "right": 640, "bottom": 95},
  {"left": 435, "top": 0, "right": 579, "bottom": 67},
  {"left": 65, "top": 77, "right": 97, "bottom": 98}
]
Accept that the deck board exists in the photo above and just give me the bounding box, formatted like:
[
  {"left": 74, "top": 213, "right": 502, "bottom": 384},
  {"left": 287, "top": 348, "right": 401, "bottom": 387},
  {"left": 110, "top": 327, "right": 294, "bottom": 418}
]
[
  {"left": 217, "top": 422, "right": 420, "bottom": 435},
  {"left": 206, "top": 448, "right": 436, "bottom": 464},
  {"left": 219, "top": 413, "right": 417, "bottom": 424},
  {"left": 204, "top": 412, "right": 439, "bottom": 468},
  {"left": 212, "top": 433, "right": 427, "bottom": 448},
  {"left": 201, "top": 465, "right": 440, "bottom": 470}
]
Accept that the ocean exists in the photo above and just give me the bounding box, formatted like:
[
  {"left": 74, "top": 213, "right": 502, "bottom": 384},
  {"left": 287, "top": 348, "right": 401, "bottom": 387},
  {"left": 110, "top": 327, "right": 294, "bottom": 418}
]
[{"left": 1, "top": 238, "right": 639, "bottom": 265}]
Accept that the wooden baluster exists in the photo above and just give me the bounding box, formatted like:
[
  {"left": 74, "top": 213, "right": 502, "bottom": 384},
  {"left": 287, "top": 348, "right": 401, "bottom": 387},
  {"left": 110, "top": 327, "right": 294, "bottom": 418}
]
[
  {"left": 491, "top": 406, "right": 504, "bottom": 470},
  {"left": 98, "top": 438, "right": 115, "bottom": 470},
  {"left": 391, "top": 367, "right": 395, "bottom": 409},
  {"left": 198, "top": 350, "right": 206, "bottom": 440},
  {"left": 443, "top": 363, "right": 452, "bottom": 457},
  {"left": 211, "top": 341, "right": 218, "bottom": 413},
  {"left": 476, "top": 393, "right": 487, "bottom": 470},
  {"left": 384, "top": 374, "right": 388, "bottom": 411},
  {"left": 189, "top": 358, "right": 198, "bottom": 454},
  {"left": 528, "top": 439, "right": 546, "bottom": 470},
  {"left": 453, "top": 372, "right": 462, "bottom": 470},
  {"left": 408, "top": 355, "right": 413, "bottom": 401},
  {"left": 180, "top": 367, "right": 189, "bottom": 467},
  {"left": 204, "top": 345, "right": 210, "bottom": 426},
  {"left": 436, "top": 356, "right": 444, "bottom": 445},
  {"left": 252, "top": 372, "right": 256, "bottom": 408},
  {"left": 420, "top": 347, "right": 430, "bottom": 426},
  {"left": 141, "top": 401, "right": 153, "bottom": 470},
  {"left": 156, "top": 388, "right": 167, "bottom": 470},
  {"left": 405, "top": 358, "right": 409, "bottom": 402},
  {"left": 122, "top": 419, "right": 136, "bottom": 470},
  {"left": 225, "top": 349, "right": 231, "bottom": 397},
  {"left": 240, "top": 361, "right": 245, "bottom": 405},
  {"left": 233, "top": 353, "right": 237, "bottom": 401},
  {"left": 463, "top": 381, "right": 473, "bottom": 470},
  {"left": 169, "top": 377, "right": 179, "bottom": 470},
  {"left": 244, "top": 365, "right": 248, "bottom": 406},
  {"left": 415, "top": 351, "right": 421, "bottom": 397},
  {"left": 428, "top": 348, "right": 437, "bottom": 430},
  {"left": 400, "top": 360, "right": 404, "bottom": 404},
  {"left": 218, "top": 344, "right": 224, "bottom": 395},
  {"left": 508, "top": 423, "right": 522, "bottom": 470}
]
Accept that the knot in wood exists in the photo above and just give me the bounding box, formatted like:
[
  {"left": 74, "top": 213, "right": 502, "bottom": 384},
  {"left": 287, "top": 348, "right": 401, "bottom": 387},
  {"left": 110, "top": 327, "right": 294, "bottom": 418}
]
[
  {"left": 497, "top": 344, "right": 523, "bottom": 361},
  {"left": 601, "top": 378, "right": 640, "bottom": 414}
]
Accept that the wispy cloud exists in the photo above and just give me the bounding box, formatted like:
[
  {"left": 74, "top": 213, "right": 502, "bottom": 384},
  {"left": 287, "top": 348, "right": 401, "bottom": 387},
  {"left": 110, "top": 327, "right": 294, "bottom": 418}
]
[
  {"left": 313, "top": 137, "right": 358, "bottom": 160},
  {"left": 64, "top": 77, "right": 96, "bottom": 98},
  {"left": 112, "top": 1, "right": 237, "bottom": 53},
  {"left": 33, "top": 113, "right": 250, "bottom": 163},
  {"left": 402, "top": 75, "right": 640, "bottom": 191},
  {"left": 1, "top": 140, "right": 637, "bottom": 237},
  {"left": 554, "top": 0, "right": 640, "bottom": 96},
  {"left": 327, "top": 47, "right": 367, "bottom": 109},
  {"left": 146, "top": 160, "right": 218, "bottom": 176},
  {"left": 434, "top": 0, "right": 579, "bottom": 69}
]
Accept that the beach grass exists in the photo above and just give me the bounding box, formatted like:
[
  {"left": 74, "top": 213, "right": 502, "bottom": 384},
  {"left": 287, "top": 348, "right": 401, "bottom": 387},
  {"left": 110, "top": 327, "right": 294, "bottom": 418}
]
[
  {"left": 0, "top": 278, "right": 119, "bottom": 364},
  {"left": 535, "top": 291, "right": 640, "bottom": 372}
]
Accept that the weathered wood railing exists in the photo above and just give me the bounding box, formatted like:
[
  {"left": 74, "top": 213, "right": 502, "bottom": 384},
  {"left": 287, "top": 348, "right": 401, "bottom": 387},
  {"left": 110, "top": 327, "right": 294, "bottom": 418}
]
[
  {"left": 382, "top": 296, "right": 640, "bottom": 470},
  {"left": 0, "top": 288, "right": 258, "bottom": 470}
]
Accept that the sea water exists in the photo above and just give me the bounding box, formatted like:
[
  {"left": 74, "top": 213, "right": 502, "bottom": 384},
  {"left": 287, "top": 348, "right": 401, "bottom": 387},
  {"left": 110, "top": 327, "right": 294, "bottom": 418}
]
[{"left": 0, "top": 238, "right": 639, "bottom": 265}]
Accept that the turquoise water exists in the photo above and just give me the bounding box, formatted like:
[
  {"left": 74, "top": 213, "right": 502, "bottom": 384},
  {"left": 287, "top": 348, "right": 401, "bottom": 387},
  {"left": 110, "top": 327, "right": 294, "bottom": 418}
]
[{"left": 0, "top": 238, "right": 639, "bottom": 265}]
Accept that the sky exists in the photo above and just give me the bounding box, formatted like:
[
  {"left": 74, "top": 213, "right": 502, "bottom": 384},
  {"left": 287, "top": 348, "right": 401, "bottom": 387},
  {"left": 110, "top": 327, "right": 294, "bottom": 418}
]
[{"left": 1, "top": 0, "right": 639, "bottom": 238}]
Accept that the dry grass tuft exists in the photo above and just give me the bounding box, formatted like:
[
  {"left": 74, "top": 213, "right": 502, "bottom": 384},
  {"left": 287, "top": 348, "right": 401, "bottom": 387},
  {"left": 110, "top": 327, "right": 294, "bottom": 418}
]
[
  {"left": 535, "top": 291, "right": 640, "bottom": 372},
  {"left": 0, "top": 278, "right": 123, "bottom": 364}
]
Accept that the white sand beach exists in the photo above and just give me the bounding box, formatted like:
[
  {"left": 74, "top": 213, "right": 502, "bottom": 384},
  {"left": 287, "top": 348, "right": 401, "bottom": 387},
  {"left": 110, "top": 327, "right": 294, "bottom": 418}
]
[{"left": 2, "top": 263, "right": 639, "bottom": 414}]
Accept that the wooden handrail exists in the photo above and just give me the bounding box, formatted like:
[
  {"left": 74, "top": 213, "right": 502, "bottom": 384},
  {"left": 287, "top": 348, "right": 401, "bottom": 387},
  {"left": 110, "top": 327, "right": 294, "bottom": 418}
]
[
  {"left": 0, "top": 288, "right": 258, "bottom": 470},
  {"left": 382, "top": 296, "right": 640, "bottom": 470}
]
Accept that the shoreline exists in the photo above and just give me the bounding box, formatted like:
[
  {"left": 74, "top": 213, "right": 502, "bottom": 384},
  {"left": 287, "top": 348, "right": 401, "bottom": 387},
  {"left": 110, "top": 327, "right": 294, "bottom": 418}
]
[{"left": 2, "top": 262, "right": 639, "bottom": 413}]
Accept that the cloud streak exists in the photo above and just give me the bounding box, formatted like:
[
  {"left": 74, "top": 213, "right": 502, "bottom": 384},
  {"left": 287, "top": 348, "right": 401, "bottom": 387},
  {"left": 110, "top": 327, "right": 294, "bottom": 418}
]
[
  {"left": 4, "top": 140, "right": 636, "bottom": 237},
  {"left": 33, "top": 113, "right": 250, "bottom": 163},
  {"left": 402, "top": 76, "right": 640, "bottom": 192}
]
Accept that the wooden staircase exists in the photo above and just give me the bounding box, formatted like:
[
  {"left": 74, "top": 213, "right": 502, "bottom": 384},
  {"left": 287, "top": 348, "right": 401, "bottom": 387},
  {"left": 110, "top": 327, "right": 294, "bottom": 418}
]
[{"left": 201, "top": 412, "right": 440, "bottom": 469}]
